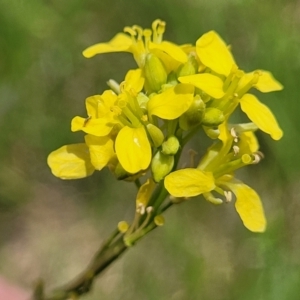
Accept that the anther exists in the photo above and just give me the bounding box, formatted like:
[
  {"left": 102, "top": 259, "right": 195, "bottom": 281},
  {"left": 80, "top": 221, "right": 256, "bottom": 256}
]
[
  {"left": 230, "top": 127, "right": 239, "bottom": 142},
  {"left": 146, "top": 206, "right": 154, "bottom": 214},
  {"left": 233, "top": 145, "right": 239, "bottom": 156},
  {"left": 224, "top": 190, "right": 232, "bottom": 203},
  {"left": 252, "top": 151, "right": 264, "bottom": 164},
  {"left": 136, "top": 203, "right": 145, "bottom": 215}
]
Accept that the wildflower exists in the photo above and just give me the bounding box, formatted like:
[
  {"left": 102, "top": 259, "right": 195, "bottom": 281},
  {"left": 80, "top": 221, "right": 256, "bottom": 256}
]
[
  {"left": 82, "top": 19, "right": 187, "bottom": 70},
  {"left": 164, "top": 121, "right": 266, "bottom": 232},
  {"left": 179, "top": 31, "right": 283, "bottom": 140},
  {"left": 82, "top": 19, "right": 188, "bottom": 93}
]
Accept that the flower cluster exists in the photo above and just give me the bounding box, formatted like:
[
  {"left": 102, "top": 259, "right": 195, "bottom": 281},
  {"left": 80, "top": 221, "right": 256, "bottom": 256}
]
[{"left": 48, "top": 19, "right": 283, "bottom": 232}]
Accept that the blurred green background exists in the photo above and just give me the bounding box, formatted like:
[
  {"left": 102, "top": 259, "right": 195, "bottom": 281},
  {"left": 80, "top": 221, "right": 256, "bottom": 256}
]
[{"left": 1, "top": 0, "right": 300, "bottom": 299}]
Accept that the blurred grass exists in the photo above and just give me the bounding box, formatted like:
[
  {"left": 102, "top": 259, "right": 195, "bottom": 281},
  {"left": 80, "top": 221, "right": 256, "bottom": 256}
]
[{"left": 1, "top": 0, "right": 300, "bottom": 299}]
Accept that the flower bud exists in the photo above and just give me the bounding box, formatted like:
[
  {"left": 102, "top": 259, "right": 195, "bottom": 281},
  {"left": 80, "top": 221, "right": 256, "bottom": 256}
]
[
  {"left": 146, "top": 123, "right": 165, "bottom": 147},
  {"left": 201, "top": 107, "right": 225, "bottom": 126},
  {"left": 118, "top": 221, "right": 129, "bottom": 233},
  {"left": 144, "top": 53, "right": 167, "bottom": 92},
  {"left": 179, "top": 95, "right": 205, "bottom": 130},
  {"left": 161, "top": 136, "right": 180, "bottom": 155},
  {"left": 176, "top": 55, "right": 198, "bottom": 78},
  {"left": 151, "top": 151, "right": 174, "bottom": 182},
  {"left": 154, "top": 215, "right": 165, "bottom": 226}
]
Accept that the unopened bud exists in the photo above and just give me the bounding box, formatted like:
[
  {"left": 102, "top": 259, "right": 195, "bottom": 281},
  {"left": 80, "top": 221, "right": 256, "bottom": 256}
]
[
  {"left": 144, "top": 53, "right": 167, "bottom": 92},
  {"left": 179, "top": 95, "right": 205, "bottom": 130},
  {"left": 118, "top": 221, "right": 129, "bottom": 233},
  {"left": 201, "top": 107, "right": 225, "bottom": 126},
  {"left": 176, "top": 55, "right": 198, "bottom": 78},
  {"left": 154, "top": 215, "right": 165, "bottom": 226},
  {"left": 161, "top": 136, "right": 180, "bottom": 155},
  {"left": 146, "top": 123, "right": 164, "bottom": 147},
  {"left": 151, "top": 151, "right": 174, "bottom": 182}
]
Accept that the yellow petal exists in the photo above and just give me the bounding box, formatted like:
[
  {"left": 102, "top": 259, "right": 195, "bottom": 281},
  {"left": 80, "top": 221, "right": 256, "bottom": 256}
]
[
  {"left": 255, "top": 71, "right": 283, "bottom": 93},
  {"left": 238, "top": 71, "right": 283, "bottom": 93},
  {"left": 86, "top": 91, "right": 117, "bottom": 118},
  {"left": 115, "top": 126, "right": 151, "bottom": 173},
  {"left": 85, "top": 135, "right": 115, "bottom": 170},
  {"left": 148, "top": 84, "right": 194, "bottom": 119},
  {"left": 136, "top": 178, "right": 156, "bottom": 207},
  {"left": 149, "top": 41, "right": 188, "bottom": 63},
  {"left": 82, "top": 33, "right": 133, "bottom": 58},
  {"left": 179, "top": 73, "right": 225, "bottom": 99},
  {"left": 226, "top": 182, "right": 266, "bottom": 232},
  {"left": 71, "top": 116, "right": 113, "bottom": 136},
  {"left": 196, "top": 31, "right": 235, "bottom": 76},
  {"left": 240, "top": 94, "right": 283, "bottom": 140},
  {"left": 164, "top": 168, "right": 215, "bottom": 197},
  {"left": 47, "top": 144, "right": 94, "bottom": 179},
  {"left": 124, "top": 69, "right": 145, "bottom": 93},
  {"left": 149, "top": 48, "right": 181, "bottom": 73},
  {"left": 239, "top": 131, "right": 259, "bottom": 153}
]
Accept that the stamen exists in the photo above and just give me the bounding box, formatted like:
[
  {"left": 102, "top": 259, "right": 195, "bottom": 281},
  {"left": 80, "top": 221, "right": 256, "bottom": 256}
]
[
  {"left": 132, "top": 25, "right": 143, "bottom": 40},
  {"left": 237, "top": 71, "right": 260, "bottom": 98},
  {"left": 146, "top": 206, "right": 154, "bottom": 214},
  {"left": 252, "top": 151, "right": 264, "bottom": 164},
  {"left": 252, "top": 154, "right": 261, "bottom": 164},
  {"left": 107, "top": 79, "right": 120, "bottom": 94},
  {"left": 136, "top": 203, "right": 146, "bottom": 215},
  {"left": 143, "top": 29, "right": 152, "bottom": 51},
  {"left": 123, "top": 26, "right": 137, "bottom": 37},
  {"left": 224, "top": 190, "right": 232, "bottom": 203},
  {"left": 203, "top": 192, "right": 223, "bottom": 205},
  {"left": 230, "top": 127, "right": 239, "bottom": 142},
  {"left": 152, "top": 19, "right": 165, "bottom": 43},
  {"left": 233, "top": 145, "right": 239, "bottom": 156}
]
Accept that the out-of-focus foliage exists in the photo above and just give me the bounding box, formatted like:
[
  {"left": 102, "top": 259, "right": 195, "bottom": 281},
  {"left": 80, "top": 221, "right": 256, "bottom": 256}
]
[{"left": 0, "top": 0, "right": 300, "bottom": 299}]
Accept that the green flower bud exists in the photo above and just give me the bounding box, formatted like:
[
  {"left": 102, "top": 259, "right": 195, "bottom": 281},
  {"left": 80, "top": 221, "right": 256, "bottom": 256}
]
[
  {"left": 179, "top": 95, "right": 205, "bottom": 130},
  {"left": 201, "top": 107, "right": 225, "bottom": 126},
  {"left": 146, "top": 123, "right": 165, "bottom": 147},
  {"left": 151, "top": 151, "right": 174, "bottom": 182},
  {"left": 161, "top": 136, "right": 180, "bottom": 155},
  {"left": 144, "top": 53, "right": 167, "bottom": 92},
  {"left": 176, "top": 55, "right": 198, "bottom": 78}
]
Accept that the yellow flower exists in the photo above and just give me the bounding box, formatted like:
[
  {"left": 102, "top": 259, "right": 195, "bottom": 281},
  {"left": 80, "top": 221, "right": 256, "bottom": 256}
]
[
  {"left": 179, "top": 31, "right": 283, "bottom": 140},
  {"left": 165, "top": 121, "right": 266, "bottom": 232},
  {"left": 69, "top": 67, "right": 195, "bottom": 174},
  {"left": 82, "top": 19, "right": 187, "bottom": 69}
]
